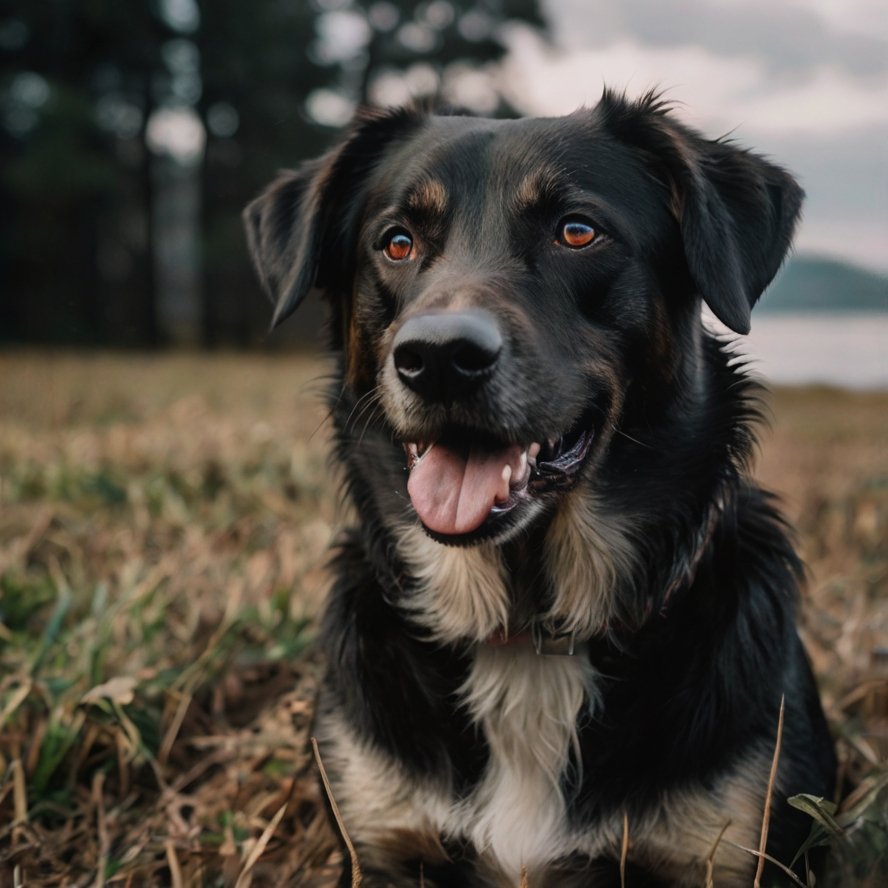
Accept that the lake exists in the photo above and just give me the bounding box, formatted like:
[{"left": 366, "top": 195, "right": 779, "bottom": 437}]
[{"left": 710, "top": 313, "right": 888, "bottom": 390}]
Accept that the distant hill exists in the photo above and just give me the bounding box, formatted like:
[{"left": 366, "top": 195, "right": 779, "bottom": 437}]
[{"left": 758, "top": 255, "right": 888, "bottom": 313}]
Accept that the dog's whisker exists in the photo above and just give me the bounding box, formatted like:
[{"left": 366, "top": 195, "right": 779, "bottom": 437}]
[
  {"left": 355, "top": 401, "right": 385, "bottom": 448},
  {"left": 343, "top": 386, "right": 383, "bottom": 436},
  {"left": 349, "top": 388, "right": 386, "bottom": 446},
  {"left": 351, "top": 391, "right": 381, "bottom": 432},
  {"left": 611, "top": 425, "right": 654, "bottom": 449}
]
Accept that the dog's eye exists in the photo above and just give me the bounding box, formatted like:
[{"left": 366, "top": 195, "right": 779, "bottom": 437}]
[
  {"left": 558, "top": 219, "right": 598, "bottom": 249},
  {"left": 382, "top": 229, "right": 414, "bottom": 262}
]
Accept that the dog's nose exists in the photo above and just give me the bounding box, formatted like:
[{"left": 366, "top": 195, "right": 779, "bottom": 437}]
[{"left": 392, "top": 311, "right": 502, "bottom": 402}]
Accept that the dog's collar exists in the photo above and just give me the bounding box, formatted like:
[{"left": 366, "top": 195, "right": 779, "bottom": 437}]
[{"left": 485, "top": 621, "right": 578, "bottom": 656}]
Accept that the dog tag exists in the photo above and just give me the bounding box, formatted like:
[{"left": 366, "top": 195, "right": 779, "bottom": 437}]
[{"left": 532, "top": 623, "right": 576, "bottom": 656}]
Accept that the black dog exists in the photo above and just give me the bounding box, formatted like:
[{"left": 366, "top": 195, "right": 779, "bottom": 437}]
[{"left": 244, "top": 91, "right": 836, "bottom": 886}]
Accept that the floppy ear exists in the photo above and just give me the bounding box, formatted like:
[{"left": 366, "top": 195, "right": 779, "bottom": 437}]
[
  {"left": 675, "top": 138, "right": 804, "bottom": 334},
  {"left": 600, "top": 91, "right": 804, "bottom": 334},
  {"left": 243, "top": 164, "right": 324, "bottom": 329},
  {"left": 243, "top": 107, "right": 422, "bottom": 329}
]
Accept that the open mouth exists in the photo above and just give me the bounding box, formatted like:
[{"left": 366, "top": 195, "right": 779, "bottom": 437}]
[{"left": 403, "top": 417, "right": 595, "bottom": 543}]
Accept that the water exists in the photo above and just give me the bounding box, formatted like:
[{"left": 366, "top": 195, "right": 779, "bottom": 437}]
[{"left": 711, "top": 313, "right": 888, "bottom": 390}]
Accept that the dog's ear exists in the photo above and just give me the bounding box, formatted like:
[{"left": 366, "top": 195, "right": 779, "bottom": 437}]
[
  {"left": 673, "top": 137, "right": 803, "bottom": 334},
  {"left": 243, "top": 165, "right": 322, "bottom": 329},
  {"left": 243, "top": 107, "right": 422, "bottom": 329},
  {"left": 600, "top": 91, "right": 803, "bottom": 334}
]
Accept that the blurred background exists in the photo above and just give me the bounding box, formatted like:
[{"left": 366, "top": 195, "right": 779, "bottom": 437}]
[
  {"left": 0, "top": 3, "right": 886, "bottom": 884},
  {"left": 1, "top": 0, "right": 546, "bottom": 348},
  {"left": 0, "top": 0, "right": 885, "bottom": 374}
]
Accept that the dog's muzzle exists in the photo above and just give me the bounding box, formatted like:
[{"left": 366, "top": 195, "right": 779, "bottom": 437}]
[{"left": 391, "top": 309, "right": 597, "bottom": 542}]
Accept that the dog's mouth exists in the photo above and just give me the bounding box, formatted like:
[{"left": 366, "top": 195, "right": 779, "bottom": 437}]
[{"left": 403, "top": 416, "right": 595, "bottom": 543}]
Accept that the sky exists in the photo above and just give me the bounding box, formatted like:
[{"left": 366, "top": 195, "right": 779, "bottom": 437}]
[{"left": 495, "top": 0, "right": 888, "bottom": 273}]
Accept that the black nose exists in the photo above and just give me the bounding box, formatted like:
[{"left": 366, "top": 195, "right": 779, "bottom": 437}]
[{"left": 392, "top": 311, "right": 502, "bottom": 403}]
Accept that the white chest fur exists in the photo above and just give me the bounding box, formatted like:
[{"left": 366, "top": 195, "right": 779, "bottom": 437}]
[{"left": 448, "top": 643, "right": 600, "bottom": 879}]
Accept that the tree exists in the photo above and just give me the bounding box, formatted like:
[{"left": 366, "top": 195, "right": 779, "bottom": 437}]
[
  {"left": 1, "top": 0, "right": 174, "bottom": 345},
  {"left": 0, "top": 0, "right": 547, "bottom": 347},
  {"left": 195, "top": 0, "right": 338, "bottom": 346}
]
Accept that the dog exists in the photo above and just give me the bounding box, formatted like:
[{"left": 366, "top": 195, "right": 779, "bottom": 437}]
[{"left": 244, "top": 91, "right": 837, "bottom": 887}]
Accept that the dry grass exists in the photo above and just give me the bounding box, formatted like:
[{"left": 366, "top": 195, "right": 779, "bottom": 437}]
[{"left": 0, "top": 351, "right": 885, "bottom": 886}]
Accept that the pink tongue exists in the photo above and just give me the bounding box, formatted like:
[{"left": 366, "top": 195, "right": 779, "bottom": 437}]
[{"left": 408, "top": 442, "right": 523, "bottom": 535}]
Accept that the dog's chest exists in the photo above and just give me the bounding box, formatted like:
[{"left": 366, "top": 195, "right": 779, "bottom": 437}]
[
  {"left": 393, "top": 521, "right": 606, "bottom": 873},
  {"left": 444, "top": 644, "right": 600, "bottom": 878}
]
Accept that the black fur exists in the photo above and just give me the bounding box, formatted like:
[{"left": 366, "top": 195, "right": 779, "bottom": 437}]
[{"left": 245, "top": 91, "right": 835, "bottom": 887}]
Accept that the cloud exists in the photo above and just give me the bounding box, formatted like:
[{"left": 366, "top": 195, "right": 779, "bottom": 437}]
[
  {"left": 541, "top": 0, "right": 888, "bottom": 77},
  {"left": 767, "top": 125, "right": 888, "bottom": 270},
  {"left": 730, "top": 67, "right": 888, "bottom": 135},
  {"left": 498, "top": 30, "right": 888, "bottom": 137},
  {"left": 774, "top": 0, "right": 888, "bottom": 40}
]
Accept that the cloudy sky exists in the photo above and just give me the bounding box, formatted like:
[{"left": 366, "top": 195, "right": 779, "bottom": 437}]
[{"left": 496, "top": 0, "right": 888, "bottom": 273}]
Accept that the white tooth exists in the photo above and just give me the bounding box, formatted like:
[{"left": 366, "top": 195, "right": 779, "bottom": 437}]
[
  {"left": 528, "top": 442, "right": 541, "bottom": 461},
  {"left": 497, "top": 465, "right": 512, "bottom": 502},
  {"left": 513, "top": 451, "right": 528, "bottom": 487}
]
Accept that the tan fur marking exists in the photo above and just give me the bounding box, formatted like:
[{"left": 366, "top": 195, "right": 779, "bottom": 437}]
[
  {"left": 314, "top": 712, "right": 451, "bottom": 872},
  {"left": 642, "top": 751, "right": 772, "bottom": 886},
  {"left": 397, "top": 525, "right": 511, "bottom": 643},
  {"left": 406, "top": 178, "right": 448, "bottom": 217},
  {"left": 544, "top": 487, "right": 638, "bottom": 638},
  {"left": 514, "top": 169, "right": 561, "bottom": 212},
  {"left": 574, "top": 749, "right": 773, "bottom": 886},
  {"left": 345, "top": 302, "right": 366, "bottom": 391}
]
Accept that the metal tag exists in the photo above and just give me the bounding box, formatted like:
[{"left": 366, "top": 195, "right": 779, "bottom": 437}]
[{"left": 532, "top": 622, "right": 577, "bottom": 656}]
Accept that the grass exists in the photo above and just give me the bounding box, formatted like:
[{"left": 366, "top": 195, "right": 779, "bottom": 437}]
[{"left": 0, "top": 351, "right": 886, "bottom": 886}]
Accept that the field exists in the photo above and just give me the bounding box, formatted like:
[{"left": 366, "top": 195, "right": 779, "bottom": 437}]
[{"left": 0, "top": 351, "right": 886, "bottom": 886}]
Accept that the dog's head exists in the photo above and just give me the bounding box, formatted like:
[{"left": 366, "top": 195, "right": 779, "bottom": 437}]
[{"left": 244, "top": 92, "right": 801, "bottom": 549}]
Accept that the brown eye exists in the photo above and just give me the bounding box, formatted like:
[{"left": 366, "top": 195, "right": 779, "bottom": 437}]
[
  {"left": 383, "top": 229, "right": 414, "bottom": 262},
  {"left": 559, "top": 219, "right": 597, "bottom": 249}
]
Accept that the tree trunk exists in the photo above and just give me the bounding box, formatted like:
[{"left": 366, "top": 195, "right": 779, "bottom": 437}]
[{"left": 137, "top": 72, "right": 160, "bottom": 347}]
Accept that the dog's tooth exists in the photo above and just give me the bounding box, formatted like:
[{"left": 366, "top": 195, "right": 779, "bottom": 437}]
[
  {"left": 497, "top": 464, "right": 512, "bottom": 503},
  {"left": 415, "top": 441, "right": 436, "bottom": 462},
  {"left": 528, "top": 442, "right": 541, "bottom": 465},
  {"left": 512, "top": 451, "right": 529, "bottom": 488}
]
